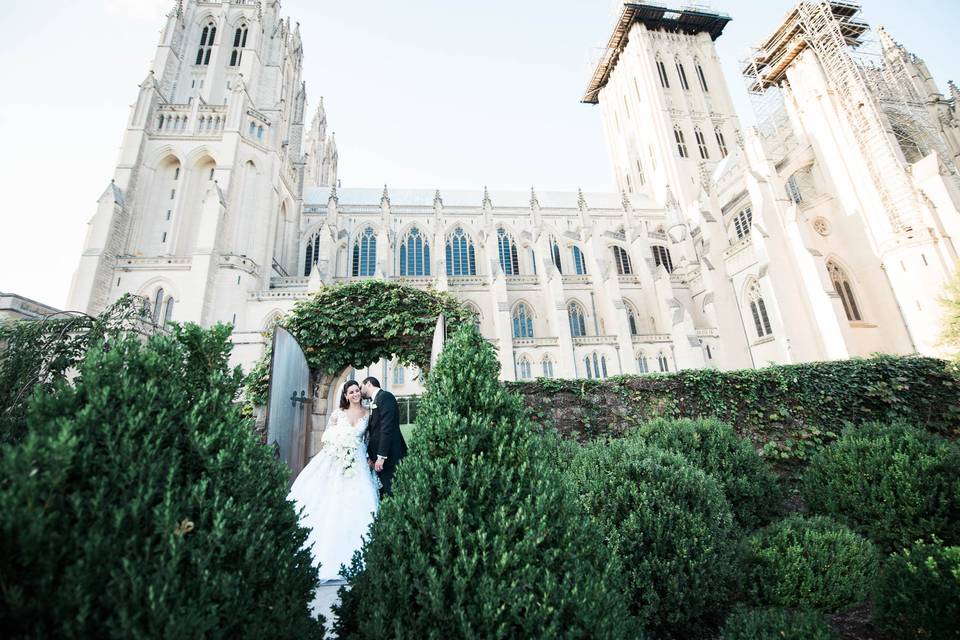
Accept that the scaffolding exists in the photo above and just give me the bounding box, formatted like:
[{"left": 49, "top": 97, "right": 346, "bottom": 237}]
[
  {"left": 796, "top": 0, "right": 925, "bottom": 232},
  {"left": 743, "top": 1, "right": 960, "bottom": 234}
]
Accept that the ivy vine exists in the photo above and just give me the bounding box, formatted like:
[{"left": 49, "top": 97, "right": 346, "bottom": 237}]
[{"left": 245, "top": 280, "right": 472, "bottom": 407}]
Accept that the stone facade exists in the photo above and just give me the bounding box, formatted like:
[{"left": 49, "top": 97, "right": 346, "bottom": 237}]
[
  {"left": 67, "top": 1, "right": 960, "bottom": 395},
  {"left": 0, "top": 293, "right": 61, "bottom": 324}
]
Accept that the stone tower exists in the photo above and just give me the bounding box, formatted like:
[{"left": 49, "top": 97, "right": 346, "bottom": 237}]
[{"left": 67, "top": 0, "right": 313, "bottom": 328}]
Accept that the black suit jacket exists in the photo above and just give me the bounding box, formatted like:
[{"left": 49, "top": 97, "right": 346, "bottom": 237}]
[{"left": 366, "top": 389, "right": 407, "bottom": 465}]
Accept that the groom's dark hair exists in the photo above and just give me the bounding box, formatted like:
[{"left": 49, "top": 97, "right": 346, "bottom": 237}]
[{"left": 362, "top": 376, "right": 381, "bottom": 389}]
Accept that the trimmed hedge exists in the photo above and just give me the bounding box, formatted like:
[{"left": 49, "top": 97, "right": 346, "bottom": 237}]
[
  {"left": 0, "top": 325, "right": 323, "bottom": 638},
  {"left": 802, "top": 422, "right": 960, "bottom": 551},
  {"left": 629, "top": 417, "right": 782, "bottom": 530},
  {"left": 509, "top": 355, "right": 960, "bottom": 456},
  {"left": 334, "top": 325, "right": 640, "bottom": 639},
  {"left": 873, "top": 539, "right": 960, "bottom": 639},
  {"left": 742, "top": 515, "right": 880, "bottom": 612},
  {"left": 567, "top": 440, "right": 737, "bottom": 637},
  {"left": 720, "top": 607, "right": 838, "bottom": 640}
]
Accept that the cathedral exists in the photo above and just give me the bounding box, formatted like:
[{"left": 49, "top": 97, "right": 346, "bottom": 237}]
[{"left": 67, "top": 0, "right": 960, "bottom": 392}]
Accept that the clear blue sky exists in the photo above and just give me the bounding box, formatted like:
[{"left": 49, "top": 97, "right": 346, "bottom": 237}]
[{"left": 1, "top": 0, "right": 956, "bottom": 307}]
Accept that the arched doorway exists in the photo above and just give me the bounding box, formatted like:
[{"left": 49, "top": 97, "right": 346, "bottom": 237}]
[{"left": 250, "top": 280, "right": 471, "bottom": 466}]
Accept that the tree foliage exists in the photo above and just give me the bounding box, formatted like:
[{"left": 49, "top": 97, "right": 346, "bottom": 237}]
[
  {"left": 334, "top": 325, "right": 639, "bottom": 639},
  {"left": 0, "top": 324, "right": 323, "bottom": 639},
  {"left": 0, "top": 295, "right": 148, "bottom": 445},
  {"left": 940, "top": 268, "right": 960, "bottom": 360}
]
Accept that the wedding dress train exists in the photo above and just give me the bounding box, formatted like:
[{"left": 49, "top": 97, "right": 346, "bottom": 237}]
[{"left": 288, "top": 408, "right": 380, "bottom": 604}]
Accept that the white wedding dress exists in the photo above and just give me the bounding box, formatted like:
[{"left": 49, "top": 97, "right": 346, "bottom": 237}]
[{"left": 288, "top": 408, "right": 380, "bottom": 596}]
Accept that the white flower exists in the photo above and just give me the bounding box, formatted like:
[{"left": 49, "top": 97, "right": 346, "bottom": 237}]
[
  {"left": 320, "top": 426, "right": 361, "bottom": 476},
  {"left": 369, "top": 403, "right": 378, "bottom": 410}
]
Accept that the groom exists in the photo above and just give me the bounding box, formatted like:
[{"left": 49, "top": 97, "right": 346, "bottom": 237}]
[{"left": 360, "top": 377, "right": 408, "bottom": 498}]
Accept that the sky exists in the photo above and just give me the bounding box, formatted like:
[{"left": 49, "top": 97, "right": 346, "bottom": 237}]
[{"left": 1, "top": 0, "right": 957, "bottom": 308}]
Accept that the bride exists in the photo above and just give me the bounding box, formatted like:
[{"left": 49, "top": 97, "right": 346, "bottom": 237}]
[{"left": 288, "top": 380, "right": 380, "bottom": 596}]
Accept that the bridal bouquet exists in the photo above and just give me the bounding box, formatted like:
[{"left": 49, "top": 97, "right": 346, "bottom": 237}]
[{"left": 320, "top": 427, "right": 359, "bottom": 477}]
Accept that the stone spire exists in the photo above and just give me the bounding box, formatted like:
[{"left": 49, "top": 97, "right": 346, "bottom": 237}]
[
  {"left": 381, "top": 184, "right": 391, "bottom": 207},
  {"left": 433, "top": 189, "right": 443, "bottom": 208},
  {"left": 482, "top": 186, "right": 492, "bottom": 209},
  {"left": 948, "top": 80, "right": 960, "bottom": 104},
  {"left": 621, "top": 190, "right": 631, "bottom": 212},
  {"left": 877, "top": 26, "right": 901, "bottom": 55},
  {"left": 529, "top": 186, "right": 539, "bottom": 209},
  {"left": 577, "top": 188, "right": 588, "bottom": 211}
]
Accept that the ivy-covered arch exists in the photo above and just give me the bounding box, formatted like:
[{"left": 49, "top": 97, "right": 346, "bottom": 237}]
[{"left": 247, "top": 280, "right": 472, "bottom": 454}]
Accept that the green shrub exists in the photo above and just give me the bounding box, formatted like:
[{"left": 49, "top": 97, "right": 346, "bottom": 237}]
[
  {"left": 631, "top": 417, "right": 782, "bottom": 530},
  {"left": 720, "top": 607, "right": 838, "bottom": 639},
  {"left": 0, "top": 325, "right": 323, "bottom": 639},
  {"left": 743, "top": 514, "right": 880, "bottom": 612},
  {"left": 334, "top": 325, "right": 640, "bottom": 639},
  {"left": 874, "top": 539, "right": 960, "bottom": 639},
  {"left": 802, "top": 422, "right": 960, "bottom": 550},
  {"left": 567, "top": 438, "right": 737, "bottom": 637}
]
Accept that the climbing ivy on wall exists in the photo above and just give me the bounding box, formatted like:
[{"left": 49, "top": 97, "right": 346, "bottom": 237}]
[
  {"left": 509, "top": 355, "right": 960, "bottom": 464},
  {"left": 245, "top": 280, "right": 472, "bottom": 407}
]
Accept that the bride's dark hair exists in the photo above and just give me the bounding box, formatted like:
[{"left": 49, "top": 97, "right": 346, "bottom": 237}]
[{"left": 339, "top": 380, "right": 361, "bottom": 410}]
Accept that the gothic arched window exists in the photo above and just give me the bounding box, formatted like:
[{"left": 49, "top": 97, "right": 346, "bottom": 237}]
[
  {"left": 163, "top": 297, "right": 175, "bottom": 325},
  {"left": 352, "top": 227, "right": 377, "bottom": 277},
  {"left": 445, "top": 227, "right": 476, "bottom": 276},
  {"left": 512, "top": 302, "right": 534, "bottom": 339},
  {"left": 497, "top": 228, "right": 519, "bottom": 276},
  {"left": 675, "top": 58, "right": 690, "bottom": 90},
  {"left": 572, "top": 246, "right": 587, "bottom": 275},
  {"left": 674, "top": 126, "right": 689, "bottom": 158},
  {"left": 230, "top": 24, "right": 248, "bottom": 66},
  {"left": 652, "top": 245, "right": 674, "bottom": 273},
  {"left": 304, "top": 231, "right": 321, "bottom": 276},
  {"left": 550, "top": 237, "right": 562, "bottom": 273},
  {"left": 568, "top": 301, "right": 587, "bottom": 338},
  {"left": 827, "top": 260, "right": 863, "bottom": 322},
  {"left": 518, "top": 356, "right": 533, "bottom": 380},
  {"left": 541, "top": 356, "right": 555, "bottom": 379},
  {"left": 694, "top": 126, "right": 709, "bottom": 159},
  {"left": 655, "top": 54, "right": 670, "bottom": 88},
  {"left": 636, "top": 351, "right": 649, "bottom": 373},
  {"left": 626, "top": 304, "right": 640, "bottom": 336},
  {"left": 152, "top": 288, "right": 165, "bottom": 324},
  {"left": 613, "top": 246, "right": 633, "bottom": 275},
  {"left": 747, "top": 280, "right": 773, "bottom": 338},
  {"left": 657, "top": 351, "right": 670, "bottom": 372},
  {"left": 400, "top": 227, "right": 430, "bottom": 276},
  {"left": 196, "top": 21, "right": 216, "bottom": 66},
  {"left": 715, "top": 127, "right": 728, "bottom": 158},
  {"left": 695, "top": 60, "right": 709, "bottom": 92},
  {"left": 732, "top": 207, "right": 753, "bottom": 241}
]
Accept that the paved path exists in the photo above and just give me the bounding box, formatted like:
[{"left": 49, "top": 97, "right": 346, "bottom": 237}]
[{"left": 316, "top": 580, "right": 346, "bottom": 638}]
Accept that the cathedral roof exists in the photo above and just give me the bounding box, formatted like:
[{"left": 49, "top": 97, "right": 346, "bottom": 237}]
[{"left": 304, "top": 187, "right": 633, "bottom": 211}]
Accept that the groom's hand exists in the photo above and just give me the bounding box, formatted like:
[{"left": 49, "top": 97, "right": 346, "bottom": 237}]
[{"left": 374, "top": 456, "right": 386, "bottom": 473}]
